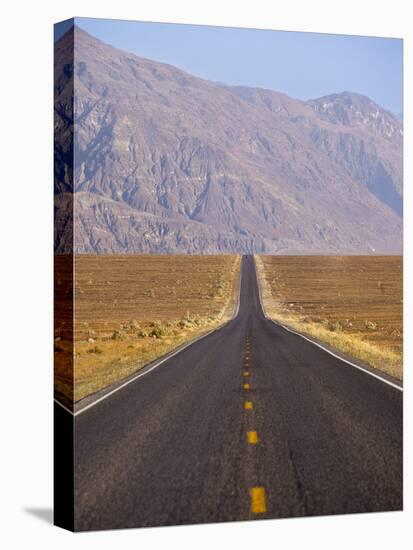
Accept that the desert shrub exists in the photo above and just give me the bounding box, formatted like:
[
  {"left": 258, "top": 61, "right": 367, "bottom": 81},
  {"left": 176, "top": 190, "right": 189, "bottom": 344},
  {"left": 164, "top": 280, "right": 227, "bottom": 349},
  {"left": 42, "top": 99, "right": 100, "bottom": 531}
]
[
  {"left": 87, "top": 346, "right": 103, "bottom": 354},
  {"left": 365, "top": 321, "right": 377, "bottom": 330},
  {"left": 179, "top": 314, "right": 195, "bottom": 328},
  {"left": 149, "top": 326, "right": 164, "bottom": 338},
  {"left": 324, "top": 320, "right": 342, "bottom": 332},
  {"left": 214, "top": 278, "right": 225, "bottom": 289}
]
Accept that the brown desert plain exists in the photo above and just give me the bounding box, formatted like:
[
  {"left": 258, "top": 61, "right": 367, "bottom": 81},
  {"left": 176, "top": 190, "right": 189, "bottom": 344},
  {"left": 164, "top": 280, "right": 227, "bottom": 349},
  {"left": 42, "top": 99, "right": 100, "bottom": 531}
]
[
  {"left": 54, "top": 255, "right": 241, "bottom": 403},
  {"left": 55, "top": 254, "right": 402, "bottom": 405},
  {"left": 255, "top": 255, "right": 403, "bottom": 380}
]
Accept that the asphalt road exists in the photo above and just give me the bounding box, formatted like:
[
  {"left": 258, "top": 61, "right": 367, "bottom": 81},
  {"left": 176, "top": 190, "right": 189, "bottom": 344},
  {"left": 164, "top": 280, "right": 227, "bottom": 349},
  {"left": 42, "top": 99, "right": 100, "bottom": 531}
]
[{"left": 71, "top": 255, "right": 402, "bottom": 531}]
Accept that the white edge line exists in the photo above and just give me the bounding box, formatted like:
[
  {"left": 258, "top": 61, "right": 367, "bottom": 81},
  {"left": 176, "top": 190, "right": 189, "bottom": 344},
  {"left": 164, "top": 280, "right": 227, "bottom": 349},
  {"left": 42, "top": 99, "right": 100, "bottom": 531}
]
[
  {"left": 54, "top": 399, "right": 73, "bottom": 415},
  {"left": 252, "top": 256, "right": 403, "bottom": 393},
  {"left": 55, "top": 256, "right": 244, "bottom": 417},
  {"left": 279, "top": 323, "right": 403, "bottom": 392},
  {"left": 233, "top": 255, "right": 243, "bottom": 318}
]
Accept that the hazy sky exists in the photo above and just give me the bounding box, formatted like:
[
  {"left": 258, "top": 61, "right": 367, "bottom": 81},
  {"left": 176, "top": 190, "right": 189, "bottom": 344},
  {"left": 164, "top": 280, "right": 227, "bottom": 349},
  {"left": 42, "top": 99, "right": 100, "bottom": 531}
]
[{"left": 56, "top": 17, "right": 403, "bottom": 114}]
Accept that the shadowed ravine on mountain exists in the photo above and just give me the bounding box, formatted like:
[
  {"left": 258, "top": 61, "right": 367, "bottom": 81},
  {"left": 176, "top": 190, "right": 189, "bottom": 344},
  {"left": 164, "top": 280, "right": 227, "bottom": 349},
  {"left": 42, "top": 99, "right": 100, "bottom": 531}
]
[
  {"left": 54, "top": 26, "right": 403, "bottom": 255},
  {"left": 62, "top": 256, "right": 402, "bottom": 531}
]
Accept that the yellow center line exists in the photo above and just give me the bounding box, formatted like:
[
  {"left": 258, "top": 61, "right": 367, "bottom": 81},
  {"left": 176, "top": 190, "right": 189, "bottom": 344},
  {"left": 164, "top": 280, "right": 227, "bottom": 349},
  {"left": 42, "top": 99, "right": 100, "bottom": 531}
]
[
  {"left": 250, "top": 487, "right": 266, "bottom": 513},
  {"left": 247, "top": 431, "right": 259, "bottom": 444},
  {"left": 243, "top": 383, "right": 250, "bottom": 390},
  {"left": 244, "top": 401, "right": 253, "bottom": 410}
]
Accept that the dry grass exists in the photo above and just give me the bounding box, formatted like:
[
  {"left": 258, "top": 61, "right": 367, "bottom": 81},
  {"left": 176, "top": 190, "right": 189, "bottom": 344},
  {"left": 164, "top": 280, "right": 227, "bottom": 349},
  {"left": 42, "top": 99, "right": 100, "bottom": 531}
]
[
  {"left": 256, "top": 255, "right": 403, "bottom": 380},
  {"left": 55, "top": 255, "right": 240, "bottom": 402}
]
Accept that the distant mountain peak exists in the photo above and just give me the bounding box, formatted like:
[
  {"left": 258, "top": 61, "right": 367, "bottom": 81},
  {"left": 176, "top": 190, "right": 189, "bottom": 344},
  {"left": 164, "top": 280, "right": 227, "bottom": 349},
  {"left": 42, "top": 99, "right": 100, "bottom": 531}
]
[{"left": 307, "top": 91, "right": 401, "bottom": 139}]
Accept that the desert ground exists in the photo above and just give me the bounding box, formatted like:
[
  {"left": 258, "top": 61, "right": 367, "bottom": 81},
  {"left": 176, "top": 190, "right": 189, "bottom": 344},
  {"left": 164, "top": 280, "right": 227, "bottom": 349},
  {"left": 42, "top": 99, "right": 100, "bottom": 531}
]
[
  {"left": 255, "top": 255, "right": 403, "bottom": 380},
  {"left": 54, "top": 255, "right": 241, "bottom": 402}
]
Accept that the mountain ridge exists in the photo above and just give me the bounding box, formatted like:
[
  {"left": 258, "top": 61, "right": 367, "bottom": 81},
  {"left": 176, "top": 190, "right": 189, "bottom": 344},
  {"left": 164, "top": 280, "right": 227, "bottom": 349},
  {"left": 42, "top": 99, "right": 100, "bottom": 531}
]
[{"left": 54, "top": 26, "right": 403, "bottom": 254}]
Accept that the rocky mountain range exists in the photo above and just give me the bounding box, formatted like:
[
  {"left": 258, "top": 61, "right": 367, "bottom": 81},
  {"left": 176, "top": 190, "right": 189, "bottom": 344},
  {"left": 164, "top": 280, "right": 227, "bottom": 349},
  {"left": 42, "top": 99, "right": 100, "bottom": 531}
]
[{"left": 54, "top": 26, "right": 403, "bottom": 254}]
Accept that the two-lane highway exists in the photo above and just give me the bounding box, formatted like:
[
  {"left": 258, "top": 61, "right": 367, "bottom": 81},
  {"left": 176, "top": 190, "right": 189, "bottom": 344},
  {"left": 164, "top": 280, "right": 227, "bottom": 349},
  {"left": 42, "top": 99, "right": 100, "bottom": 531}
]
[{"left": 67, "top": 255, "right": 402, "bottom": 531}]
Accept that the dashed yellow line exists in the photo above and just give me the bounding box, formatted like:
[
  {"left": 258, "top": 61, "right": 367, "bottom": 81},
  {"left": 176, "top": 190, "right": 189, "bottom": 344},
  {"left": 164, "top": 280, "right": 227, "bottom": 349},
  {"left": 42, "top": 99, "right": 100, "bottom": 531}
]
[
  {"left": 250, "top": 487, "right": 266, "bottom": 513},
  {"left": 247, "top": 431, "right": 259, "bottom": 444},
  {"left": 243, "top": 336, "right": 266, "bottom": 515}
]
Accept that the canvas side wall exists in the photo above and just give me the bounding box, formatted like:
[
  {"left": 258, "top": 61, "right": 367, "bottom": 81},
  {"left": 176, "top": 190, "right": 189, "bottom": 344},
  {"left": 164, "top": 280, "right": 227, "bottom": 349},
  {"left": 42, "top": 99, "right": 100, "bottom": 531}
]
[{"left": 54, "top": 18, "right": 75, "bottom": 532}]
